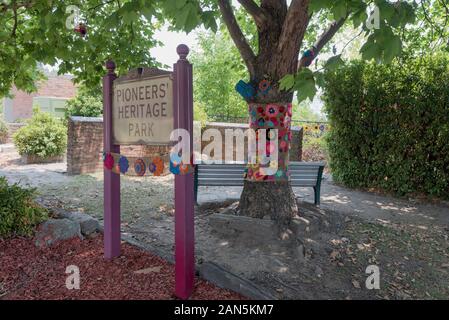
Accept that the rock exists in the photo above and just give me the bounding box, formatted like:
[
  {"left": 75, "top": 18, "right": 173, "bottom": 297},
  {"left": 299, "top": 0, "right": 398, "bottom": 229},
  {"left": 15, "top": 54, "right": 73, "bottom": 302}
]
[
  {"left": 58, "top": 211, "right": 99, "bottom": 236},
  {"left": 296, "top": 244, "right": 306, "bottom": 263},
  {"left": 35, "top": 219, "right": 82, "bottom": 247},
  {"left": 314, "top": 266, "right": 323, "bottom": 278}
]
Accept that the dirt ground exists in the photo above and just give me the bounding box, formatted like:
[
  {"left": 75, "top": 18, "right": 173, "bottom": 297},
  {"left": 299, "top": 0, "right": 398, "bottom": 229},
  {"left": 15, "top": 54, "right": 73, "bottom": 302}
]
[{"left": 1, "top": 146, "right": 449, "bottom": 299}]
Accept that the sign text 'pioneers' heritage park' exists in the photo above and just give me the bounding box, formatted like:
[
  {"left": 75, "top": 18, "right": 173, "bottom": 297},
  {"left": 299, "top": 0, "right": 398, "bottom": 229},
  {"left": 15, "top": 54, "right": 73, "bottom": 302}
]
[{"left": 112, "top": 73, "right": 173, "bottom": 145}]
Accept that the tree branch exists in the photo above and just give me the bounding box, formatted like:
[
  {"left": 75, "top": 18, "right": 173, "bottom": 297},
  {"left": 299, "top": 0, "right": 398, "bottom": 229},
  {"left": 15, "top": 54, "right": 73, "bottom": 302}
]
[
  {"left": 218, "top": 0, "right": 256, "bottom": 77},
  {"left": 0, "top": 1, "right": 33, "bottom": 13},
  {"left": 298, "top": 17, "right": 346, "bottom": 69},
  {"left": 277, "top": 0, "right": 310, "bottom": 56},
  {"left": 237, "top": 0, "right": 268, "bottom": 27}
]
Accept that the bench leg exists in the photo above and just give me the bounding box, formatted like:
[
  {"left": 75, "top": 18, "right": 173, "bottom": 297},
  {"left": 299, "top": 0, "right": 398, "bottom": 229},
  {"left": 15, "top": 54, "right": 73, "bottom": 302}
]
[
  {"left": 313, "top": 186, "right": 320, "bottom": 206},
  {"left": 194, "top": 166, "right": 199, "bottom": 205},
  {"left": 194, "top": 184, "right": 199, "bottom": 205}
]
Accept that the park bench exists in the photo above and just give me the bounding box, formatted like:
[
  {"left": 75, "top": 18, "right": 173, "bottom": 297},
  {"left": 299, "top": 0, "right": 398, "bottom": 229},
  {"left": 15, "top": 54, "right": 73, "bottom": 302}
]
[{"left": 194, "top": 161, "right": 325, "bottom": 205}]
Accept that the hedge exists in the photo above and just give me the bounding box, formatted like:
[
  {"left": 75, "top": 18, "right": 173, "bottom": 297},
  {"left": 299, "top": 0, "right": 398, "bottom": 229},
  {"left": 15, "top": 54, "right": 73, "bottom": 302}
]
[{"left": 323, "top": 54, "right": 449, "bottom": 199}]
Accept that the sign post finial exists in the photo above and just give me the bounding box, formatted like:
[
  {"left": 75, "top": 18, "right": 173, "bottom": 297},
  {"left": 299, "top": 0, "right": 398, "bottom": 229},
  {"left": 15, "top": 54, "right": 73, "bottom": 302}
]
[
  {"left": 176, "top": 44, "right": 190, "bottom": 60},
  {"left": 106, "top": 60, "right": 116, "bottom": 74}
]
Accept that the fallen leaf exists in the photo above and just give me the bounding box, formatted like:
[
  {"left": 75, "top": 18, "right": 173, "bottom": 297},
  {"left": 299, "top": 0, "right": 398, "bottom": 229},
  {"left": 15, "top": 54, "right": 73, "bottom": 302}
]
[
  {"left": 330, "top": 250, "right": 340, "bottom": 260},
  {"left": 134, "top": 266, "right": 162, "bottom": 274},
  {"left": 352, "top": 280, "right": 361, "bottom": 289}
]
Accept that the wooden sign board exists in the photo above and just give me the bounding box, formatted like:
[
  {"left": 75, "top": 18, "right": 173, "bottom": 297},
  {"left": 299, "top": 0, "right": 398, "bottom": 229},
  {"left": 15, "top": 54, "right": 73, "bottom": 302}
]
[{"left": 112, "top": 68, "right": 173, "bottom": 145}]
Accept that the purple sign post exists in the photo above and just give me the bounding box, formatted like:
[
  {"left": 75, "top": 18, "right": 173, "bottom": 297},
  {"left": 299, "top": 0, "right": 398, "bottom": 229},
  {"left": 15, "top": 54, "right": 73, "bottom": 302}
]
[
  {"left": 103, "top": 60, "right": 121, "bottom": 260},
  {"left": 173, "top": 44, "right": 195, "bottom": 299},
  {"left": 102, "top": 45, "right": 195, "bottom": 299}
]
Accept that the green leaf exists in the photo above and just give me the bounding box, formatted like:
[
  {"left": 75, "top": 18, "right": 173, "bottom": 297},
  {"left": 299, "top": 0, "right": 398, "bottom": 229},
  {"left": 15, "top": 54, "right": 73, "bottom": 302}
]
[
  {"left": 352, "top": 8, "right": 368, "bottom": 29},
  {"left": 176, "top": 0, "right": 187, "bottom": 9},
  {"left": 295, "top": 68, "right": 317, "bottom": 103},
  {"left": 383, "top": 35, "right": 402, "bottom": 63},
  {"left": 360, "top": 39, "right": 381, "bottom": 61},
  {"left": 325, "top": 54, "right": 344, "bottom": 71},
  {"left": 332, "top": 1, "right": 347, "bottom": 21},
  {"left": 279, "top": 74, "right": 295, "bottom": 91}
]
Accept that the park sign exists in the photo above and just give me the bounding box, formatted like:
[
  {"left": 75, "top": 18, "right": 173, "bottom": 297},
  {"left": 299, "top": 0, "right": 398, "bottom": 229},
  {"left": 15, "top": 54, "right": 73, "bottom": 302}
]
[
  {"left": 103, "top": 45, "right": 195, "bottom": 299},
  {"left": 112, "top": 67, "right": 173, "bottom": 145}
]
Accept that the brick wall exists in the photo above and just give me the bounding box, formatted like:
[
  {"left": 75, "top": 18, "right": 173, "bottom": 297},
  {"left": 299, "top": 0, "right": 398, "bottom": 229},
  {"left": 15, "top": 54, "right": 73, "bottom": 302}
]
[
  {"left": 4, "top": 74, "right": 77, "bottom": 122},
  {"left": 66, "top": 117, "right": 303, "bottom": 175},
  {"left": 67, "top": 116, "right": 171, "bottom": 175}
]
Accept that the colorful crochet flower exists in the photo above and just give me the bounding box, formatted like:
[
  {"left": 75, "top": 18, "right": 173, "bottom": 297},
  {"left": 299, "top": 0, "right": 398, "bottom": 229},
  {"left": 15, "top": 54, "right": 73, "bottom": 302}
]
[
  {"left": 170, "top": 160, "right": 180, "bottom": 175},
  {"left": 170, "top": 152, "right": 182, "bottom": 166},
  {"left": 254, "top": 170, "right": 265, "bottom": 181},
  {"left": 278, "top": 105, "right": 285, "bottom": 114},
  {"left": 269, "top": 118, "right": 279, "bottom": 127},
  {"left": 104, "top": 153, "right": 114, "bottom": 170},
  {"left": 179, "top": 163, "right": 190, "bottom": 175},
  {"left": 259, "top": 79, "right": 271, "bottom": 93},
  {"left": 279, "top": 140, "right": 289, "bottom": 152},
  {"left": 134, "top": 159, "right": 146, "bottom": 176},
  {"left": 152, "top": 156, "right": 164, "bottom": 176},
  {"left": 119, "top": 156, "right": 129, "bottom": 174},
  {"left": 265, "top": 104, "right": 279, "bottom": 117},
  {"left": 287, "top": 103, "right": 293, "bottom": 117},
  {"left": 276, "top": 169, "right": 285, "bottom": 178},
  {"left": 278, "top": 129, "right": 288, "bottom": 140}
]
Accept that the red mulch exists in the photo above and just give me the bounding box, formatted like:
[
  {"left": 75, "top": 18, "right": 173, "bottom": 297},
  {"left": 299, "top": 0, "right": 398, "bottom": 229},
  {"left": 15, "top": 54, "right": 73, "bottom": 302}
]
[{"left": 0, "top": 235, "right": 245, "bottom": 300}]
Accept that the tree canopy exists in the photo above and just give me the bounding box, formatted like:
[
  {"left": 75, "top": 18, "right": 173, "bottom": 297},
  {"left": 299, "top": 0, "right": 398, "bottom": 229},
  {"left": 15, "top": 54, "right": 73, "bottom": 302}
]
[{"left": 0, "top": 0, "right": 447, "bottom": 101}]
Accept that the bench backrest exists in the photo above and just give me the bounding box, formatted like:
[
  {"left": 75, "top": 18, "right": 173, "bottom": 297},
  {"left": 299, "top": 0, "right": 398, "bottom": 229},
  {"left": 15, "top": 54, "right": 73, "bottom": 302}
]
[{"left": 196, "top": 162, "right": 324, "bottom": 187}]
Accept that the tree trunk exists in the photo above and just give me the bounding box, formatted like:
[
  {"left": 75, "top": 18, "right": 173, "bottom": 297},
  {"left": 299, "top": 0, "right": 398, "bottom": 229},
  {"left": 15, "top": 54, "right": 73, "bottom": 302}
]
[{"left": 237, "top": 1, "right": 301, "bottom": 226}]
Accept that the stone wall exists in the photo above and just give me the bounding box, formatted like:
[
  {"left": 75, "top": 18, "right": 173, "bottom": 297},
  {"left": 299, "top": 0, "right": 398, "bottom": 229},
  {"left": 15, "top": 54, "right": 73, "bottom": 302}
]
[{"left": 66, "top": 117, "right": 303, "bottom": 175}]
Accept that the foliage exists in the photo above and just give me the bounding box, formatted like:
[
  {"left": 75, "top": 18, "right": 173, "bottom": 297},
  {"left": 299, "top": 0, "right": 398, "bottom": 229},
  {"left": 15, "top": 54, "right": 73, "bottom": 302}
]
[
  {"left": 0, "top": 117, "right": 8, "bottom": 143},
  {"left": 65, "top": 87, "right": 103, "bottom": 119},
  {"left": 280, "top": 0, "right": 418, "bottom": 103},
  {"left": 402, "top": 0, "right": 449, "bottom": 55},
  {"left": 0, "top": 177, "right": 47, "bottom": 238},
  {"left": 13, "top": 110, "right": 67, "bottom": 158},
  {"left": 0, "top": 0, "right": 219, "bottom": 97},
  {"left": 1, "top": 0, "right": 440, "bottom": 104},
  {"left": 194, "top": 103, "right": 209, "bottom": 127},
  {"left": 323, "top": 54, "right": 449, "bottom": 199},
  {"left": 296, "top": 100, "right": 326, "bottom": 122},
  {"left": 191, "top": 30, "right": 247, "bottom": 120}
]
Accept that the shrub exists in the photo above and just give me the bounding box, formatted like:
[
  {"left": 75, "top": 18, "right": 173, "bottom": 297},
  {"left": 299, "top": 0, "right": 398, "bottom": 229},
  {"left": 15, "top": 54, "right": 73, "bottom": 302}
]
[
  {"left": 323, "top": 54, "right": 449, "bottom": 199},
  {"left": 65, "top": 87, "right": 103, "bottom": 119},
  {"left": 13, "top": 110, "right": 67, "bottom": 158},
  {"left": 0, "top": 118, "right": 8, "bottom": 143},
  {"left": 0, "top": 177, "right": 47, "bottom": 238}
]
